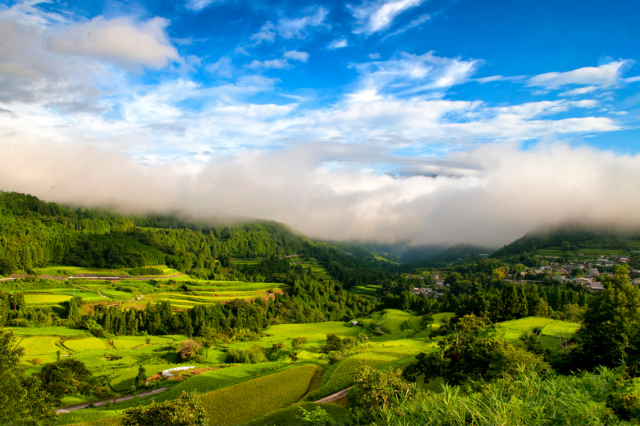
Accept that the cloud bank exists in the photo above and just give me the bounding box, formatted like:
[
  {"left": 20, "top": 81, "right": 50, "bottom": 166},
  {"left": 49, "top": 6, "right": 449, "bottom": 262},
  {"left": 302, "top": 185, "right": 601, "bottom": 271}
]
[{"left": 1, "top": 140, "right": 639, "bottom": 248}]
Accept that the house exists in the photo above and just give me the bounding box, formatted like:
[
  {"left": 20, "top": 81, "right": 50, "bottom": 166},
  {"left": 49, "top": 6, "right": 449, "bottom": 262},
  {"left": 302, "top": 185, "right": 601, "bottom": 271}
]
[
  {"left": 351, "top": 321, "right": 359, "bottom": 326},
  {"left": 587, "top": 283, "right": 605, "bottom": 291},
  {"left": 631, "top": 279, "right": 640, "bottom": 286},
  {"left": 435, "top": 280, "right": 444, "bottom": 287}
]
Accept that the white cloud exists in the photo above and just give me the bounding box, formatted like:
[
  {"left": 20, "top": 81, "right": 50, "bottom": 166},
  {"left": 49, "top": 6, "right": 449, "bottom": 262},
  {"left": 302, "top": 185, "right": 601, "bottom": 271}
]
[
  {"left": 527, "top": 61, "right": 631, "bottom": 88},
  {"left": 276, "top": 7, "right": 328, "bottom": 39},
  {"left": 350, "top": 0, "right": 425, "bottom": 35},
  {"left": 205, "top": 56, "right": 233, "bottom": 78},
  {"left": 625, "top": 76, "right": 640, "bottom": 84},
  {"left": 249, "top": 7, "right": 328, "bottom": 46},
  {"left": 283, "top": 50, "right": 309, "bottom": 62},
  {"left": 245, "top": 58, "right": 289, "bottom": 69},
  {"left": 328, "top": 39, "right": 348, "bottom": 50},
  {"left": 384, "top": 13, "right": 430, "bottom": 38},
  {"left": 50, "top": 16, "right": 179, "bottom": 70},
  {"left": 368, "top": 53, "right": 380, "bottom": 59},
  {"left": 476, "top": 75, "right": 504, "bottom": 83},
  {"left": 559, "top": 86, "right": 599, "bottom": 96},
  {"left": 250, "top": 21, "right": 276, "bottom": 45},
  {"left": 185, "top": 0, "right": 223, "bottom": 12},
  {"left": 352, "top": 51, "right": 481, "bottom": 98}
]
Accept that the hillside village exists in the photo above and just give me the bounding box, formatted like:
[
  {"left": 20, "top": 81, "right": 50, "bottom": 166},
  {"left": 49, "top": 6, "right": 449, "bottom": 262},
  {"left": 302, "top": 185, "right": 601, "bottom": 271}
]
[{"left": 410, "top": 253, "right": 638, "bottom": 296}]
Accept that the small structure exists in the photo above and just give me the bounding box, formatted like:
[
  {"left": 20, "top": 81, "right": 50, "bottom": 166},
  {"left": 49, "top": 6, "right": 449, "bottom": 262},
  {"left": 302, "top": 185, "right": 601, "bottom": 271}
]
[
  {"left": 351, "top": 321, "right": 359, "bottom": 326},
  {"left": 162, "top": 366, "right": 195, "bottom": 377}
]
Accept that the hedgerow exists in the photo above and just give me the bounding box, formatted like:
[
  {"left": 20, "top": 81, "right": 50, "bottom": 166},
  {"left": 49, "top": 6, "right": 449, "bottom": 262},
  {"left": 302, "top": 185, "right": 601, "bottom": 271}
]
[{"left": 200, "top": 364, "right": 317, "bottom": 425}]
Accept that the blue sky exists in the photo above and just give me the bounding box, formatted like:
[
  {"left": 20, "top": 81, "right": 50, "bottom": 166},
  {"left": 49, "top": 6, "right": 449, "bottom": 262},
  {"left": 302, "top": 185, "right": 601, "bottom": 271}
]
[{"left": 0, "top": 0, "right": 639, "bottom": 244}]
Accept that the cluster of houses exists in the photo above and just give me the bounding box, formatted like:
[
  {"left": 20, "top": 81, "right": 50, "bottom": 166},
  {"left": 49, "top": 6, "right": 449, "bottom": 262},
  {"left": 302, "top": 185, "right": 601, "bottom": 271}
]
[
  {"left": 521, "top": 254, "right": 639, "bottom": 291},
  {"left": 405, "top": 254, "right": 637, "bottom": 295},
  {"left": 411, "top": 287, "right": 445, "bottom": 297},
  {"left": 406, "top": 274, "right": 446, "bottom": 297}
]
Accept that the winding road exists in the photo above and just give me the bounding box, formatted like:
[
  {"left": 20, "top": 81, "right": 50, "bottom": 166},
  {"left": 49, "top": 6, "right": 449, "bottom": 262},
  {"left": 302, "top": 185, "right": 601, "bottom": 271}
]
[{"left": 56, "top": 387, "right": 168, "bottom": 413}]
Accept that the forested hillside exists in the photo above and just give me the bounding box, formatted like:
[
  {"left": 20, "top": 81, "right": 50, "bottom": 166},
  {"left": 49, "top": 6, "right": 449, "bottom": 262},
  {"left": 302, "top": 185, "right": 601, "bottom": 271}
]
[
  {"left": 399, "top": 244, "right": 492, "bottom": 271},
  {"left": 492, "top": 225, "right": 640, "bottom": 260},
  {"left": 0, "top": 191, "right": 396, "bottom": 285}
]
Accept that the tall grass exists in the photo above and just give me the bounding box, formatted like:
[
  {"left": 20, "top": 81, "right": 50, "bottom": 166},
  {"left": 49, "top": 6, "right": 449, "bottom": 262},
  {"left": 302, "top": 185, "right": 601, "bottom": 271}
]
[{"left": 377, "top": 367, "right": 625, "bottom": 426}]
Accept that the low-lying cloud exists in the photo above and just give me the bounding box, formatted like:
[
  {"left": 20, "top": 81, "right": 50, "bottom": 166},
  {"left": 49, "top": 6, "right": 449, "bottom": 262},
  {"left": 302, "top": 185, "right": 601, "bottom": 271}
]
[{"left": 1, "top": 140, "right": 639, "bottom": 248}]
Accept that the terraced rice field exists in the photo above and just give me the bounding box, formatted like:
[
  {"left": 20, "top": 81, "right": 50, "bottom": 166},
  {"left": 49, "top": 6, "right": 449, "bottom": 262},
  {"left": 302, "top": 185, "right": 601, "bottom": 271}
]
[
  {"left": 18, "top": 336, "right": 62, "bottom": 364},
  {"left": 24, "top": 294, "right": 73, "bottom": 305},
  {"left": 294, "top": 258, "right": 333, "bottom": 280},
  {"left": 355, "top": 309, "right": 425, "bottom": 333},
  {"left": 496, "top": 317, "right": 581, "bottom": 348},
  {"left": 64, "top": 337, "right": 109, "bottom": 351}
]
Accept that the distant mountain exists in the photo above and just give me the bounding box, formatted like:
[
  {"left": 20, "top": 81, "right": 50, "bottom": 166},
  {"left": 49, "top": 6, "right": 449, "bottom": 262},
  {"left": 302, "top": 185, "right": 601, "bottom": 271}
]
[
  {"left": 401, "top": 244, "right": 493, "bottom": 270},
  {"left": 400, "top": 245, "right": 448, "bottom": 264},
  {"left": 341, "top": 241, "right": 410, "bottom": 262},
  {"left": 491, "top": 224, "right": 640, "bottom": 259}
]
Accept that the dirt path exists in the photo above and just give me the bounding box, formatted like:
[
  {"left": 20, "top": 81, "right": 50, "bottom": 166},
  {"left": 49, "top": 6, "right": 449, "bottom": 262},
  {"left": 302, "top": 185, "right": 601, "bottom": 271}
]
[
  {"left": 314, "top": 387, "right": 353, "bottom": 404},
  {"left": 56, "top": 387, "right": 168, "bottom": 413},
  {"left": 377, "top": 326, "right": 387, "bottom": 335}
]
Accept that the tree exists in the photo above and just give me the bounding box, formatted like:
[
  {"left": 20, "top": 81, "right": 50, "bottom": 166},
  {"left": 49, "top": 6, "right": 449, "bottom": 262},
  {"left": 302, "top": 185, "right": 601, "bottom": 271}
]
[
  {"left": 291, "top": 336, "right": 307, "bottom": 350},
  {"left": 568, "top": 266, "right": 640, "bottom": 373},
  {"left": 122, "top": 391, "right": 208, "bottom": 426},
  {"left": 321, "top": 334, "right": 343, "bottom": 353},
  {"left": 353, "top": 365, "right": 414, "bottom": 413},
  {"left": 67, "top": 298, "right": 81, "bottom": 325},
  {"left": 0, "top": 328, "right": 56, "bottom": 425},
  {"left": 403, "top": 315, "right": 547, "bottom": 385},
  {"left": 0, "top": 256, "right": 16, "bottom": 276},
  {"left": 39, "top": 358, "right": 92, "bottom": 400},
  {"left": 135, "top": 366, "right": 147, "bottom": 389}
]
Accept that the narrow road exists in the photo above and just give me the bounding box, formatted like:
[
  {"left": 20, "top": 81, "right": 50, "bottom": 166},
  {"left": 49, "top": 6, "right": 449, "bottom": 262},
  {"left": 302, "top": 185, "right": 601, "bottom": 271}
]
[
  {"left": 314, "top": 387, "right": 353, "bottom": 404},
  {"left": 56, "top": 387, "right": 168, "bottom": 413},
  {"left": 377, "top": 326, "right": 387, "bottom": 335}
]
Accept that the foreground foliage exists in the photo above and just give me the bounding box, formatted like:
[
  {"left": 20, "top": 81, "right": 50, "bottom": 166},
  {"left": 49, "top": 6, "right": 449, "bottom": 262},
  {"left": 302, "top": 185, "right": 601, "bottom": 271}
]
[
  {"left": 0, "top": 327, "right": 56, "bottom": 425},
  {"left": 377, "top": 367, "right": 627, "bottom": 426}
]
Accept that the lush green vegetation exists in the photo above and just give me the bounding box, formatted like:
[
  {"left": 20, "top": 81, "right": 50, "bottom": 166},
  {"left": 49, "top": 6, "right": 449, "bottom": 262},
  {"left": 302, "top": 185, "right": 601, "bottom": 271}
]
[{"left": 5, "top": 191, "right": 640, "bottom": 425}]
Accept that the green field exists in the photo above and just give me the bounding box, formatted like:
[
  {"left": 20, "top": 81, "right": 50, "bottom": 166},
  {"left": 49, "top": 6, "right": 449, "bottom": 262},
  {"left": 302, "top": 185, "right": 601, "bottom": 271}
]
[
  {"left": 33, "top": 265, "right": 182, "bottom": 278},
  {"left": 12, "top": 310, "right": 590, "bottom": 426},
  {"left": 496, "top": 317, "right": 581, "bottom": 349},
  {"left": 201, "top": 365, "right": 318, "bottom": 425}
]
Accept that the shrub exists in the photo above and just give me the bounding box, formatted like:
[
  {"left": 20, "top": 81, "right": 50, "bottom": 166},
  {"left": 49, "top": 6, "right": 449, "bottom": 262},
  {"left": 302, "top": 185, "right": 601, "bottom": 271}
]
[
  {"left": 292, "top": 337, "right": 308, "bottom": 350},
  {"left": 122, "top": 391, "right": 207, "bottom": 426},
  {"left": 179, "top": 339, "right": 204, "bottom": 362},
  {"left": 607, "top": 392, "right": 640, "bottom": 421},
  {"left": 225, "top": 345, "right": 266, "bottom": 364}
]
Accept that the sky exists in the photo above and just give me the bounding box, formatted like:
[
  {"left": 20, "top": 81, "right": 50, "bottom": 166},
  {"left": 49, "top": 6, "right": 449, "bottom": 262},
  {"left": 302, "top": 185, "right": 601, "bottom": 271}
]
[{"left": 1, "top": 0, "right": 640, "bottom": 246}]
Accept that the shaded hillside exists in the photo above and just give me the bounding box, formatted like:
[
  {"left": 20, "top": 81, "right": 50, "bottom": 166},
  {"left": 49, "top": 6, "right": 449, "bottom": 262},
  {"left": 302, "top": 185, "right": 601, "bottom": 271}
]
[
  {"left": 400, "top": 244, "right": 447, "bottom": 263},
  {"left": 401, "top": 244, "right": 493, "bottom": 270}
]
